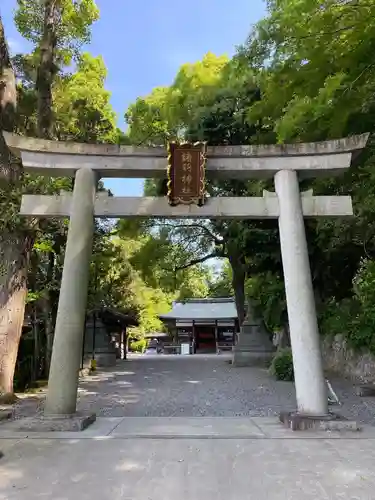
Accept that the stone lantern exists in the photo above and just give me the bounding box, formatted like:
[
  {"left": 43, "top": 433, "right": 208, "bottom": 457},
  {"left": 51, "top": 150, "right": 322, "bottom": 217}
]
[{"left": 232, "top": 299, "right": 275, "bottom": 366}]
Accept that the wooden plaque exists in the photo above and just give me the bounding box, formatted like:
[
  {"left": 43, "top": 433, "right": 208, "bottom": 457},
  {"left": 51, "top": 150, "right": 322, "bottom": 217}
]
[{"left": 167, "top": 142, "right": 206, "bottom": 206}]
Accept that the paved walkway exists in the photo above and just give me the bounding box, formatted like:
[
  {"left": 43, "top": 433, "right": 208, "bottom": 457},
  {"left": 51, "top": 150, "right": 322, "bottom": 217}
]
[
  {"left": 2, "top": 416, "right": 375, "bottom": 499},
  {"left": 1, "top": 355, "right": 375, "bottom": 498}
]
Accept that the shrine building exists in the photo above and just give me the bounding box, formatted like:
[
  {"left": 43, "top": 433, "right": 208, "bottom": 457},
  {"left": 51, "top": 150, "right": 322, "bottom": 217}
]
[{"left": 159, "top": 297, "right": 238, "bottom": 354}]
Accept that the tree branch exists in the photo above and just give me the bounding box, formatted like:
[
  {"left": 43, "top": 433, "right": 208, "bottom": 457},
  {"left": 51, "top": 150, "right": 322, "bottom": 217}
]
[
  {"left": 285, "top": 23, "right": 359, "bottom": 42},
  {"left": 157, "top": 221, "right": 225, "bottom": 245},
  {"left": 175, "top": 251, "right": 226, "bottom": 271}
]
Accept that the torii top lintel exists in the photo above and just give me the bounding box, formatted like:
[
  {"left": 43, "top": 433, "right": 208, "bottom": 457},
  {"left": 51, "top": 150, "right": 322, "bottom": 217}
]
[{"left": 3, "top": 132, "right": 369, "bottom": 180}]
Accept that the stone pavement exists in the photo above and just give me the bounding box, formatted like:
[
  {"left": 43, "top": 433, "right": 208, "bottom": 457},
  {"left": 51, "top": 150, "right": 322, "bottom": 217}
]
[
  {"left": 2, "top": 355, "right": 375, "bottom": 499},
  {"left": 2, "top": 417, "right": 375, "bottom": 499}
]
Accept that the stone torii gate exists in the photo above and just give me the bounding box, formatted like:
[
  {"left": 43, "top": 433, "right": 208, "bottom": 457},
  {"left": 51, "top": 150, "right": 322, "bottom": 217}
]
[{"left": 4, "top": 132, "right": 368, "bottom": 431}]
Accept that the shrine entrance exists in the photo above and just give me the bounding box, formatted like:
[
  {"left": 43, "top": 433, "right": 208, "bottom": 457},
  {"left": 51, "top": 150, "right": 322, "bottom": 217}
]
[
  {"left": 4, "top": 131, "right": 368, "bottom": 429},
  {"left": 159, "top": 298, "right": 238, "bottom": 355},
  {"left": 195, "top": 326, "right": 216, "bottom": 354}
]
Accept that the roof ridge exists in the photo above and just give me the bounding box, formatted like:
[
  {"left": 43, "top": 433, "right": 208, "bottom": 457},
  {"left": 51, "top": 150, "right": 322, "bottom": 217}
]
[
  {"left": 161, "top": 298, "right": 238, "bottom": 321},
  {"left": 177, "top": 297, "right": 234, "bottom": 304}
]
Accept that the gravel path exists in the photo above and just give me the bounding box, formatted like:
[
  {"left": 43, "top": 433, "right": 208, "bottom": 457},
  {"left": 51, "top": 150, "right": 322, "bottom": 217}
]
[
  {"left": 77, "top": 354, "right": 297, "bottom": 417},
  {"left": 10, "top": 354, "right": 375, "bottom": 423}
]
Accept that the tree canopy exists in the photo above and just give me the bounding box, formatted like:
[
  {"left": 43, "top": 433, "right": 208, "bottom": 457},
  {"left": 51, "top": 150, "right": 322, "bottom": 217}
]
[{"left": 124, "top": 0, "right": 375, "bottom": 350}]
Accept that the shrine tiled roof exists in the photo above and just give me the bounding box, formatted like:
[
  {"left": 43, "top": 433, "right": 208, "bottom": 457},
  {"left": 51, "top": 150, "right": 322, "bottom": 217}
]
[{"left": 159, "top": 298, "right": 237, "bottom": 321}]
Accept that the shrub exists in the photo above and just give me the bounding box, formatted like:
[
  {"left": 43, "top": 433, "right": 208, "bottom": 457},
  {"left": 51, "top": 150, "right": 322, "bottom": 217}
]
[
  {"left": 270, "top": 348, "right": 294, "bottom": 381},
  {"left": 129, "top": 339, "right": 147, "bottom": 353},
  {"left": 318, "top": 259, "right": 375, "bottom": 354}
]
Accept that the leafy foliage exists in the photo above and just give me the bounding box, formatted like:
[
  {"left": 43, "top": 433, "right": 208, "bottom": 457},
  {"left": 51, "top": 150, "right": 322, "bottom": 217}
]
[
  {"left": 129, "top": 339, "right": 147, "bottom": 353},
  {"left": 270, "top": 348, "right": 294, "bottom": 382},
  {"left": 15, "top": 0, "right": 99, "bottom": 64},
  {"left": 319, "top": 259, "right": 375, "bottom": 353},
  {"left": 246, "top": 272, "right": 286, "bottom": 331},
  {"left": 208, "top": 261, "right": 233, "bottom": 298},
  {"left": 1, "top": 2, "right": 130, "bottom": 391},
  {"left": 53, "top": 53, "right": 118, "bottom": 143},
  {"left": 124, "top": 0, "right": 375, "bottom": 354},
  {"left": 240, "top": 0, "right": 375, "bottom": 348}
]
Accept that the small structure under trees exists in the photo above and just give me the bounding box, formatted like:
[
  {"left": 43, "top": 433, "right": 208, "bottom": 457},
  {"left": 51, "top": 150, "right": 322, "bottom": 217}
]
[{"left": 83, "top": 307, "right": 138, "bottom": 368}]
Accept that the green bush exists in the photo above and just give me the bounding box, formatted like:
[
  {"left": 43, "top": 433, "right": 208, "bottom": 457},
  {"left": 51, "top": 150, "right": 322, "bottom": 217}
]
[
  {"left": 270, "top": 348, "right": 294, "bottom": 381},
  {"left": 318, "top": 259, "right": 375, "bottom": 354},
  {"left": 129, "top": 339, "right": 147, "bottom": 353}
]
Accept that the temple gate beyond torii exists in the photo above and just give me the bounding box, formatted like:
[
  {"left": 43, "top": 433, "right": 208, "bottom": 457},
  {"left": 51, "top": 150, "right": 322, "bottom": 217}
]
[{"left": 4, "top": 132, "right": 369, "bottom": 430}]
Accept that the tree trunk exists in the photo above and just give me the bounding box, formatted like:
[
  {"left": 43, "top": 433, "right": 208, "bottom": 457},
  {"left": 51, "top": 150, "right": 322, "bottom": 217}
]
[
  {"left": 228, "top": 254, "right": 246, "bottom": 326},
  {"left": 32, "top": 305, "right": 39, "bottom": 383},
  {"left": 43, "top": 297, "right": 54, "bottom": 374},
  {"left": 36, "top": 0, "right": 59, "bottom": 139},
  {"left": 44, "top": 251, "right": 55, "bottom": 373},
  {"left": 27, "top": 255, "right": 38, "bottom": 383},
  {"left": 0, "top": 233, "right": 32, "bottom": 394},
  {"left": 36, "top": 0, "right": 62, "bottom": 368},
  {"left": 0, "top": 15, "right": 29, "bottom": 396},
  {"left": 35, "top": 1, "right": 60, "bottom": 377},
  {"left": 275, "top": 322, "right": 291, "bottom": 351},
  {"left": 0, "top": 14, "right": 16, "bottom": 122},
  {"left": 0, "top": 13, "right": 17, "bottom": 182}
]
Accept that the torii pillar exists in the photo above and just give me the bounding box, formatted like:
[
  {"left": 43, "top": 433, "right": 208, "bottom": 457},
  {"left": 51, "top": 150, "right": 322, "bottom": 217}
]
[
  {"left": 275, "top": 171, "right": 327, "bottom": 416},
  {"left": 44, "top": 167, "right": 96, "bottom": 416}
]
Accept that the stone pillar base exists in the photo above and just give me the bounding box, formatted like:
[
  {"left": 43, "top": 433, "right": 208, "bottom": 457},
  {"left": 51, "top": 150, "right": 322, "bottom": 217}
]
[
  {"left": 279, "top": 411, "right": 360, "bottom": 432},
  {"left": 232, "top": 322, "right": 275, "bottom": 367},
  {"left": 11, "top": 412, "right": 96, "bottom": 432}
]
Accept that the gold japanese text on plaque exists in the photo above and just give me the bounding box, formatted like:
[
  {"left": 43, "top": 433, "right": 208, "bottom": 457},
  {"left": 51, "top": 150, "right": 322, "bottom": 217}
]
[{"left": 167, "top": 142, "right": 206, "bottom": 206}]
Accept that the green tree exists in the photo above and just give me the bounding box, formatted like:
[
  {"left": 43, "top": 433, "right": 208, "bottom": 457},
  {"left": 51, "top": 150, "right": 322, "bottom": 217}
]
[
  {"left": 53, "top": 52, "right": 117, "bottom": 143},
  {"left": 0, "top": 1, "right": 100, "bottom": 395},
  {"left": 126, "top": 53, "right": 229, "bottom": 146},
  {"left": 0, "top": 13, "right": 17, "bottom": 181},
  {"left": 208, "top": 261, "right": 233, "bottom": 298},
  {"left": 126, "top": 54, "right": 271, "bottom": 323},
  {"left": 0, "top": 15, "right": 31, "bottom": 396},
  {"left": 15, "top": 0, "right": 100, "bottom": 138},
  {"left": 88, "top": 230, "right": 173, "bottom": 338},
  {"left": 234, "top": 0, "right": 375, "bottom": 333}
]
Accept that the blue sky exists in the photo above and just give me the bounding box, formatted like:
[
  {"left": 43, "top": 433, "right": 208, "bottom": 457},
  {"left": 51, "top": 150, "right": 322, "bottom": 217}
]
[{"left": 2, "top": 0, "right": 266, "bottom": 196}]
